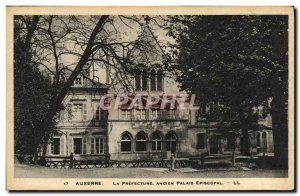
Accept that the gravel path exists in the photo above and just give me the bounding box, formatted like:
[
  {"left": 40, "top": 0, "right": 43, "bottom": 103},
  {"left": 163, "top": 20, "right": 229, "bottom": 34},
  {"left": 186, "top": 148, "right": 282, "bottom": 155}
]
[{"left": 14, "top": 163, "right": 288, "bottom": 178}]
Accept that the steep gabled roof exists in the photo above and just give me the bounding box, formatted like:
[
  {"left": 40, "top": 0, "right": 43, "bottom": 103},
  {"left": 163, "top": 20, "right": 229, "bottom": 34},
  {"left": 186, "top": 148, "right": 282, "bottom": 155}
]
[{"left": 129, "top": 24, "right": 165, "bottom": 68}]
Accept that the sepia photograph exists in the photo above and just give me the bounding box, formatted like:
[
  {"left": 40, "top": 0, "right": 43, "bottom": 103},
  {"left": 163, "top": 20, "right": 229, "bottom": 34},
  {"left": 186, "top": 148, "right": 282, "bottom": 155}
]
[{"left": 6, "top": 6, "right": 294, "bottom": 191}]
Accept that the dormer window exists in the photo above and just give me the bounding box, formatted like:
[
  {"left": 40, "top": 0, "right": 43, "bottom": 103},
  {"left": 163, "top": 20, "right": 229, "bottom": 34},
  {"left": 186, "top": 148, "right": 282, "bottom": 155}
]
[
  {"left": 74, "top": 76, "right": 82, "bottom": 85},
  {"left": 134, "top": 70, "right": 148, "bottom": 91},
  {"left": 150, "top": 69, "right": 163, "bottom": 91},
  {"left": 134, "top": 68, "right": 163, "bottom": 92}
]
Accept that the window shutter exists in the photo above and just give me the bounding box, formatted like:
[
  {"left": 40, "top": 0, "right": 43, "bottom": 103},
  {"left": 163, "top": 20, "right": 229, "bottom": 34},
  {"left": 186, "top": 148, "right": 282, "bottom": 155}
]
[
  {"left": 60, "top": 137, "right": 65, "bottom": 155},
  {"left": 91, "top": 138, "right": 95, "bottom": 154},
  {"left": 83, "top": 138, "right": 87, "bottom": 154},
  {"left": 87, "top": 136, "right": 91, "bottom": 154},
  {"left": 83, "top": 104, "right": 87, "bottom": 121},
  {"left": 69, "top": 137, "right": 73, "bottom": 154},
  {"left": 47, "top": 142, "right": 51, "bottom": 155}
]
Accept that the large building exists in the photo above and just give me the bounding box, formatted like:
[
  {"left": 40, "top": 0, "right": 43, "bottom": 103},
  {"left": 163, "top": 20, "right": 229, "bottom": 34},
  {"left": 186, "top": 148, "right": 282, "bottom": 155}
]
[{"left": 47, "top": 26, "right": 274, "bottom": 161}]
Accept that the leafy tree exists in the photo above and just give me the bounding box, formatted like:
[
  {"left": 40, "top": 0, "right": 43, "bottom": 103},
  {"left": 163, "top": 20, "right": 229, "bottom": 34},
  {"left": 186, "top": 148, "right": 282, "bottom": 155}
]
[
  {"left": 165, "top": 15, "right": 288, "bottom": 160},
  {"left": 14, "top": 16, "right": 57, "bottom": 157}
]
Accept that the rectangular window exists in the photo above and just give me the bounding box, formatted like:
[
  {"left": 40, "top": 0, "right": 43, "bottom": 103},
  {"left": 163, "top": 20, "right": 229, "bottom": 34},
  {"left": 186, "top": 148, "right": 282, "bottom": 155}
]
[
  {"left": 73, "top": 138, "right": 82, "bottom": 154},
  {"left": 135, "top": 75, "right": 141, "bottom": 91},
  {"left": 135, "top": 110, "right": 146, "bottom": 120},
  {"left": 95, "top": 138, "right": 105, "bottom": 154},
  {"left": 95, "top": 106, "right": 100, "bottom": 120},
  {"left": 151, "top": 109, "right": 162, "bottom": 120},
  {"left": 150, "top": 74, "right": 156, "bottom": 91},
  {"left": 136, "top": 141, "right": 147, "bottom": 151},
  {"left": 94, "top": 105, "right": 108, "bottom": 121},
  {"left": 51, "top": 138, "right": 60, "bottom": 155},
  {"left": 197, "top": 134, "right": 206, "bottom": 149},
  {"left": 91, "top": 137, "right": 105, "bottom": 154},
  {"left": 152, "top": 141, "right": 162, "bottom": 151},
  {"left": 121, "top": 141, "right": 131, "bottom": 152},
  {"left": 72, "top": 103, "right": 83, "bottom": 121},
  {"left": 120, "top": 110, "right": 131, "bottom": 120},
  {"left": 166, "top": 141, "right": 176, "bottom": 152},
  {"left": 157, "top": 71, "right": 163, "bottom": 91}
]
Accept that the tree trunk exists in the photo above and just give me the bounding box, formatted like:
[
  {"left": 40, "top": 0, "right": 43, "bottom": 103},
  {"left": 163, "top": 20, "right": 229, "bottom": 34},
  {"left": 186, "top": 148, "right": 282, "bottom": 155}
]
[
  {"left": 271, "top": 96, "right": 288, "bottom": 168},
  {"left": 34, "top": 15, "right": 109, "bottom": 155},
  {"left": 238, "top": 108, "right": 252, "bottom": 156},
  {"left": 240, "top": 128, "right": 250, "bottom": 156}
]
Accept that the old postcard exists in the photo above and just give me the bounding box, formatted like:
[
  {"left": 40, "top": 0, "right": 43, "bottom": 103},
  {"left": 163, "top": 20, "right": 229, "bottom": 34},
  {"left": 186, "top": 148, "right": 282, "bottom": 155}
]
[{"left": 6, "top": 6, "right": 294, "bottom": 191}]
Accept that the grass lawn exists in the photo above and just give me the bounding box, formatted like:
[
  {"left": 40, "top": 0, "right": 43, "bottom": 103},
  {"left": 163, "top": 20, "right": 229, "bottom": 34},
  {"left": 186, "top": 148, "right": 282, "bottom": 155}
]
[{"left": 14, "top": 163, "right": 288, "bottom": 178}]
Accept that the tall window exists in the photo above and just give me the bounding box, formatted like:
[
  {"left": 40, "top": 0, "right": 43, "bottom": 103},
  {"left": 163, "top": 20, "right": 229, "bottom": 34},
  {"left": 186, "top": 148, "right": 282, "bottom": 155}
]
[
  {"left": 196, "top": 133, "right": 206, "bottom": 149},
  {"left": 149, "top": 69, "right": 163, "bottom": 91},
  {"left": 135, "top": 109, "right": 146, "bottom": 120},
  {"left": 94, "top": 105, "right": 108, "bottom": 121},
  {"left": 157, "top": 69, "right": 163, "bottom": 91},
  {"left": 120, "top": 110, "right": 132, "bottom": 120},
  {"left": 151, "top": 131, "right": 162, "bottom": 151},
  {"left": 135, "top": 74, "right": 141, "bottom": 91},
  {"left": 150, "top": 69, "right": 156, "bottom": 91},
  {"left": 262, "top": 132, "right": 267, "bottom": 148},
  {"left": 165, "top": 131, "right": 178, "bottom": 153},
  {"left": 121, "top": 132, "right": 132, "bottom": 152},
  {"left": 51, "top": 138, "right": 60, "bottom": 155},
  {"left": 73, "top": 138, "right": 82, "bottom": 154},
  {"left": 257, "top": 132, "right": 261, "bottom": 147},
  {"left": 150, "top": 109, "right": 162, "bottom": 120},
  {"left": 135, "top": 68, "right": 163, "bottom": 91},
  {"left": 91, "top": 137, "right": 105, "bottom": 154},
  {"left": 136, "top": 131, "right": 147, "bottom": 151},
  {"left": 135, "top": 70, "right": 148, "bottom": 91},
  {"left": 72, "top": 103, "right": 87, "bottom": 121}
]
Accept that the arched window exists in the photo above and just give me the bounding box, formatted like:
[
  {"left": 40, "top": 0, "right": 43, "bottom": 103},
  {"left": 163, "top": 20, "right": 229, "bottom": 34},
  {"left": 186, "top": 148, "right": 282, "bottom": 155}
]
[
  {"left": 136, "top": 131, "right": 147, "bottom": 151},
  {"left": 257, "top": 132, "right": 261, "bottom": 147},
  {"left": 135, "top": 69, "right": 148, "bottom": 91},
  {"left": 157, "top": 69, "right": 163, "bottom": 91},
  {"left": 120, "top": 132, "right": 132, "bottom": 152},
  {"left": 151, "top": 131, "right": 162, "bottom": 151},
  {"left": 262, "top": 132, "right": 267, "bottom": 149},
  {"left": 165, "top": 131, "right": 178, "bottom": 153},
  {"left": 150, "top": 69, "right": 156, "bottom": 91}
]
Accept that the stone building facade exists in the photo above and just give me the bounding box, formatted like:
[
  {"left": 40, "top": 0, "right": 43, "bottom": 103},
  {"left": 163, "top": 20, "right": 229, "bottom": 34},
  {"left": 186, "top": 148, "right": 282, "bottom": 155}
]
[
  {"left": 46, "top": 26, "right": 274, "bottom": 161},
  {"left": 47, "top": 72, "right": 274, "bottom": 161}
]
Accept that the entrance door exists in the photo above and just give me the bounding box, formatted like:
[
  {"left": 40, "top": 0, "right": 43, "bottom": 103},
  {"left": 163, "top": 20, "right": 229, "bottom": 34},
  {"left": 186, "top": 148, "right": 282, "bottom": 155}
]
[{"left": 210, "top": 135, "right": 220, "bottom": 154}]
